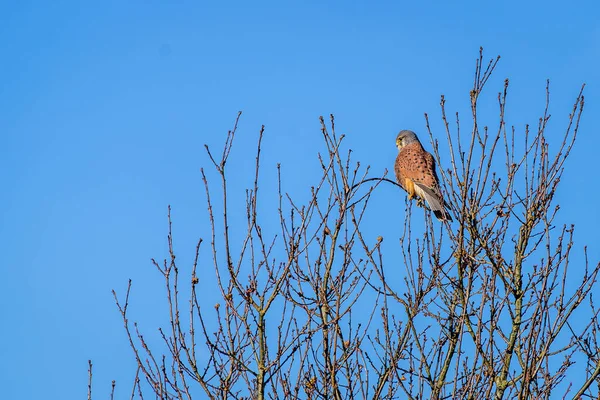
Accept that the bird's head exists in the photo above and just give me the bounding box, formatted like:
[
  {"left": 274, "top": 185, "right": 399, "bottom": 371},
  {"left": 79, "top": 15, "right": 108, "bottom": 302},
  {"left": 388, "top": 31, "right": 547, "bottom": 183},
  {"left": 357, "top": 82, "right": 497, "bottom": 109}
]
[{"left": 395, "top": 130, "right": 420, "bottom": 150}]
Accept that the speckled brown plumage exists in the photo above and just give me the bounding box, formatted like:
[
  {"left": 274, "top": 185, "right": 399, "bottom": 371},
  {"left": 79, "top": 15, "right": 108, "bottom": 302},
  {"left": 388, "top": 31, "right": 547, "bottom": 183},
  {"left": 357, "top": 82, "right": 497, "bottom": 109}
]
[
  {"left": 395, "top": 142, "right": 439, "bottom": 193},
  {"left": 394, "top": 131, "right": 452, "bottom": 221}
]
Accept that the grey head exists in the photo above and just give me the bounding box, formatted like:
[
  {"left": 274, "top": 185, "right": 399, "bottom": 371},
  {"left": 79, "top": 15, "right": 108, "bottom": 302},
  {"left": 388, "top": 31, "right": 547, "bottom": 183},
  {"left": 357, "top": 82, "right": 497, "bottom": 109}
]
[{"left": 395, "top": 130, "right": 420, "bottom": 150}]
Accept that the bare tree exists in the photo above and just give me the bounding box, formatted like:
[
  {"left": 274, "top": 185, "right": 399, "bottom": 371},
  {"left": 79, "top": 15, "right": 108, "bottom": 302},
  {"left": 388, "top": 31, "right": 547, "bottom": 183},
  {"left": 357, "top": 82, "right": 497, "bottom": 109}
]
[{"left": 97, "top": 49, "right": 600, "bottom": 399}]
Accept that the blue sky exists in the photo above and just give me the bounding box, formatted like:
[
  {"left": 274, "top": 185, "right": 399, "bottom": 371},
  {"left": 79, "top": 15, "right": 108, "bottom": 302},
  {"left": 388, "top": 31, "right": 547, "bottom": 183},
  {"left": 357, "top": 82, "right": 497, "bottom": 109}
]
[{"left": 1, "top": 1, "right": 599, "bottom": 398}]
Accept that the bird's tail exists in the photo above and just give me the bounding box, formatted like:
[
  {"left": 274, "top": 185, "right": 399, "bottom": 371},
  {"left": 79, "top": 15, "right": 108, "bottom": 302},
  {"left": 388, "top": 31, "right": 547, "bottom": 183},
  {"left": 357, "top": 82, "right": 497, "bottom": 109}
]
[
  {"left": 433, "top": 208, "right": 453, "bottom": 222},
  {"left": 414, "top": 183, "right": 453, "bottom": 222}
]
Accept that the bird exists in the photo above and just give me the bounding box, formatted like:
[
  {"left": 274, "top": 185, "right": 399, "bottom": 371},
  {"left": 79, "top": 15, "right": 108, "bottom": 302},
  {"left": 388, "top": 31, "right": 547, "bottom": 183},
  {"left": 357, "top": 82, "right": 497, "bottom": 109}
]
[{"left": 394, "top": 130, "right": 452, "bottom": 221}]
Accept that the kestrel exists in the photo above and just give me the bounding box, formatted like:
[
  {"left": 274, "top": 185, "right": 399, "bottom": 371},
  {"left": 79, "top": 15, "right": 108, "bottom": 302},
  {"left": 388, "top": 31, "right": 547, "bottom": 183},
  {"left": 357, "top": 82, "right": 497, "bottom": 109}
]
[{"left": 394, "top": 130, "right": 452, "bottom": 221}]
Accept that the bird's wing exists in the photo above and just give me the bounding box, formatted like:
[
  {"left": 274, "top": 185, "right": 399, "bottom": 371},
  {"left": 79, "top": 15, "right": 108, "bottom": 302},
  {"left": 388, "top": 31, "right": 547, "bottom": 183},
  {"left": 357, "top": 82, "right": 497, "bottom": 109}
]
[
  {"left": 419, "top": 152, "right": 442, "bottom": 190},
  {"left": 418, "top": 153, "right": 452, "bottom": 220},
  {"left": 396, "top": 144, "right": 438, "bottom": 187}
]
